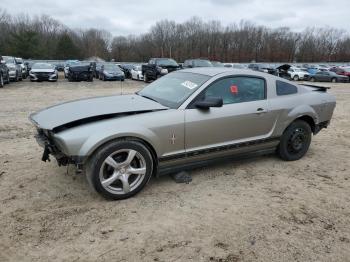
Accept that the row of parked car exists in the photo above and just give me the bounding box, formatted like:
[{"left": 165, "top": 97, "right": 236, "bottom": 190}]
[
  {"left": 2, "top": 56, "right": 350, "bottom": 86},
  {"left": 249, "top": 63, "right": 350, "bottom": 83}
]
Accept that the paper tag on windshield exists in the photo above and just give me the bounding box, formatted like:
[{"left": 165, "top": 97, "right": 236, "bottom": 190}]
[{"left": 181, "top": 81, "right": 198, "bottom": 89}]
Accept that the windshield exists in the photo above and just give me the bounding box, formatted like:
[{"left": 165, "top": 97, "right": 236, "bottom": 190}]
[
  {"left": 3, "top": 56, "right": 14, "bottom": 64},
  {"left": 138, "top": 72, "right": 210, "bottom": 108},
  {"left": 156, "top": 59, "right": 178, "bottom": 67},
  {"left": 32, "top": 63, "right": 55, "bottom": 69},
  {"left": 194, "top": 60, "right": 213, "bottom": 67},
  {"left": 104, "top": 64, "right": 122, "bottom": 72}
]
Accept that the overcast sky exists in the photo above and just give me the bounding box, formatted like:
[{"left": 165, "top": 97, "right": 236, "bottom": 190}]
[{"left": 2, "top": 0, "right": 348, "bottom": 35}]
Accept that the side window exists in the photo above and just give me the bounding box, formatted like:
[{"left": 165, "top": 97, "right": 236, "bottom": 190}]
[
  {"left": 203, "top": 76, "right": 265, "bottom": 105},
  {"left": 276, "top": 80, "right": 298, "bottom": 96}
]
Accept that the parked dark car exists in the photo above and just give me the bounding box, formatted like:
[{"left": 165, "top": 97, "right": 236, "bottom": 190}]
[
  {"left": 119, "top": 64, "right": 134, "bottom": 79},
  {"left": 0, "top": 56, "right": 10, "bottom": 88},
  {"left": 92, "top": 62, "right": 105, "bottom": 78},
  {"left": 248, "top": 63, "right": 277, "bottom": 75},
  {"left": 55, "top": 62, "right": 65, "bottom": 72},
  {"left": 309, "top": 71, "right": 349, "bottom": 83},
  {"left": 142, "top": 58, "right": 180, "bottom": 82},
  {"left": 99, "top": 64, "right": 125, "bottom": 81},
  {"left": 183, "top": 59, "right": 213, "bottom": 68},
  {"left": 67, "top": 62, "right": 94, "bottom": 82},
  {"left": 29, "top": 63, "right": 58, "bottom": 82},
  {"left": 331, "top": 67, "right": 350, "bottom": 79}
]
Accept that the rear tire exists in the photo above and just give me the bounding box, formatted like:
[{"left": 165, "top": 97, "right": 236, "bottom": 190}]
[
  {"left": 86, "top": 139, "right": 153, "bottom": 200},
  {"left": 310, "top": 77, "right": 315, "bottom": 82},
  {"left": 277, "top": 120, "right": 312, "bottom": 161},
  {"left": 331, "top": 78, "right": 337, "bottom": 83}
]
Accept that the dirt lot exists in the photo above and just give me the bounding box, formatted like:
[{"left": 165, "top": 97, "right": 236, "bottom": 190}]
[{"left": 0, "top": 76, "right": 349, "bottom": 262}]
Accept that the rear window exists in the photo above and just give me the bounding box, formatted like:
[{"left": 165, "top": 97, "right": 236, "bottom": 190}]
[{"left": 276, "top": 80, "right": 298, "bottom": 96}]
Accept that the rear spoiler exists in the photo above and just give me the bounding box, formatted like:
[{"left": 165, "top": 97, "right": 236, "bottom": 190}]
[{"left": 300, "top": 84, "right": 330, "bottom": 92}]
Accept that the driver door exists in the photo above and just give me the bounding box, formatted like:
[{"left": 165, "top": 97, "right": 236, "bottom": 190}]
[{"left": 185, "top": 76, "right": 276, "bottom": 152}]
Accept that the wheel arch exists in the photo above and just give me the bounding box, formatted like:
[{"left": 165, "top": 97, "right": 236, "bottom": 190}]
[
  {"left": 82, "top": 134, "right": 159, "bottom": 174},
  {"left": 294, "top": 115, "right": 316, "bottom": 133}
]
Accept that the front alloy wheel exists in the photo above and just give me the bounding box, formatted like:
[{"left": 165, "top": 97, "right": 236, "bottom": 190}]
[{"left": 86, "top": 140, "right": 153, "bottom": 200}]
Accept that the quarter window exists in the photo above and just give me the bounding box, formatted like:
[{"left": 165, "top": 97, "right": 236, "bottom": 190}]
[
  {"left": 202, "top": 76, "right": 265, "bottom": 105},
  {"left": 276, "top": 80, "right": 298, "bottom": 96}
]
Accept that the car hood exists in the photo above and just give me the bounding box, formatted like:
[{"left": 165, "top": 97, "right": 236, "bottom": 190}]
[
  {"left": 31, "top": 69, "right": 55, "bottom": 73},
  {"left": 30, "top": 94, "right": 168, "bottom": 131}
]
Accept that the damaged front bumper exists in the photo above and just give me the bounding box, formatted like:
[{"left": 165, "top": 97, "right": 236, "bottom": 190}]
[{"left": 34, "top": 130, "right": 83, "bottom": 166}]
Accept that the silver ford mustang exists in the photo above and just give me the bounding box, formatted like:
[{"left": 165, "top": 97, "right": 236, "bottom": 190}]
[{"left": 30, "top": 68, "right": 336, "bottom": 200}]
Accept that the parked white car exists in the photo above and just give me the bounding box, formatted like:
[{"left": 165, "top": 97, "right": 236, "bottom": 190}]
[
  {"left": 131, "top": 65, "right": 143, "bottom": 80},
  {"left": 288, "top": 68, "right": 310, "bottom": 81}
]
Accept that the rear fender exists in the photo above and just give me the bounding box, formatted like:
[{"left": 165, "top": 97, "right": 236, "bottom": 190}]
[{"left": 276, "top": 105, "right": 317, "bottom": 136}]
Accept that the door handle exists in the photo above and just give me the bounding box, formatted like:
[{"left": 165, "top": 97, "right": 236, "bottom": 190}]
[{"left": 256, "top": 108, "right": 267, "bottom": 114}]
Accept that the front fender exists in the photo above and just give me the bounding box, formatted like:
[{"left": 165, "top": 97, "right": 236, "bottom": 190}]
[
  {"left": 79, "top": 128, "right": 160, "bottom": 159},
  {"left": 53, "top": 120, "right": 162, "bottom": 160}
]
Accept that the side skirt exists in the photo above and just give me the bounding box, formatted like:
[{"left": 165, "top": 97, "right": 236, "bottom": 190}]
[{"left": 157, "top": 138, "right": 280, "bottom": 176}]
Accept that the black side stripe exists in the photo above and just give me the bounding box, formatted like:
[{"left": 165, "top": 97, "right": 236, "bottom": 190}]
[{"left": 159, "top": 137, "right": 280, "bottom": 162}]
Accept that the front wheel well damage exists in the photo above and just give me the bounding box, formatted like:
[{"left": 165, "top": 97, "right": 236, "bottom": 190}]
[{"left": 86, "top": 136, "right": 159, "bottom": 176}]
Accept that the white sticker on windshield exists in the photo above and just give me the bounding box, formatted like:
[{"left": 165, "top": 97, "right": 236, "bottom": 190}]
[{"left": 181, "top": 81, "right": 198, "bottom": 90}]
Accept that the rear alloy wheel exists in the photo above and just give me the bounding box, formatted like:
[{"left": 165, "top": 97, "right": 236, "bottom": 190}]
[
  {"left": 144, "top": 73, "right": 148, "bottom": 83},
  {"left": 331, "top": 78, "right": 337, "bottom": 83},
  {"left": 0, "top": 74, "right": 4, "bottom": 88},
  {"left": 310, "top": 77, "right": 315, "bottom": 82},
  {"left": 86, "top": 140, "right": 153, "bottom": 200},
  {"left": 277, "top": 120, "right": 312, "bottom": 161},
  {"left": 293, "top": 75, "right": 299, "bottom": 81}
]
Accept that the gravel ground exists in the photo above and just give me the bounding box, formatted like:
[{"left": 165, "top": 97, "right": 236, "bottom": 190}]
[{"left": 0, "top": 75, "right": 349, "bottom": 262}]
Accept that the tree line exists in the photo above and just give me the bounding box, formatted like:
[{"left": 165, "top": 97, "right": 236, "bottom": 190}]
[{"left": 1, "top": 9, "right": 349, "bottom": 63}]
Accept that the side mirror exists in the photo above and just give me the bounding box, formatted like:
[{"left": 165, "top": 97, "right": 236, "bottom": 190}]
[{"left": 195, "top": 97, "right": 223, "bottom": 110}]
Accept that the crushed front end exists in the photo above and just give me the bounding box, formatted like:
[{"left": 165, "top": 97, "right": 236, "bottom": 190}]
[{"left": 34, "top": 128, "right": 75, "bottom": 166}]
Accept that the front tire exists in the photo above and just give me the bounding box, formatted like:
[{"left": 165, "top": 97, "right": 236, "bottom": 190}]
[
  {"left": 293, "top": 75, "right": 299, "bottom": 81},
  {"left": 277, "top": 120, "right": 312, "bottom": 161},
  {"left": 86, "top": 140, "right": 153, "bottom": 200},
  {"left": 310, "top": 77, "right": 315, "bottom": 82},
  {"left": 331, "top": 78, "right": 337, "bottom": 83}
]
